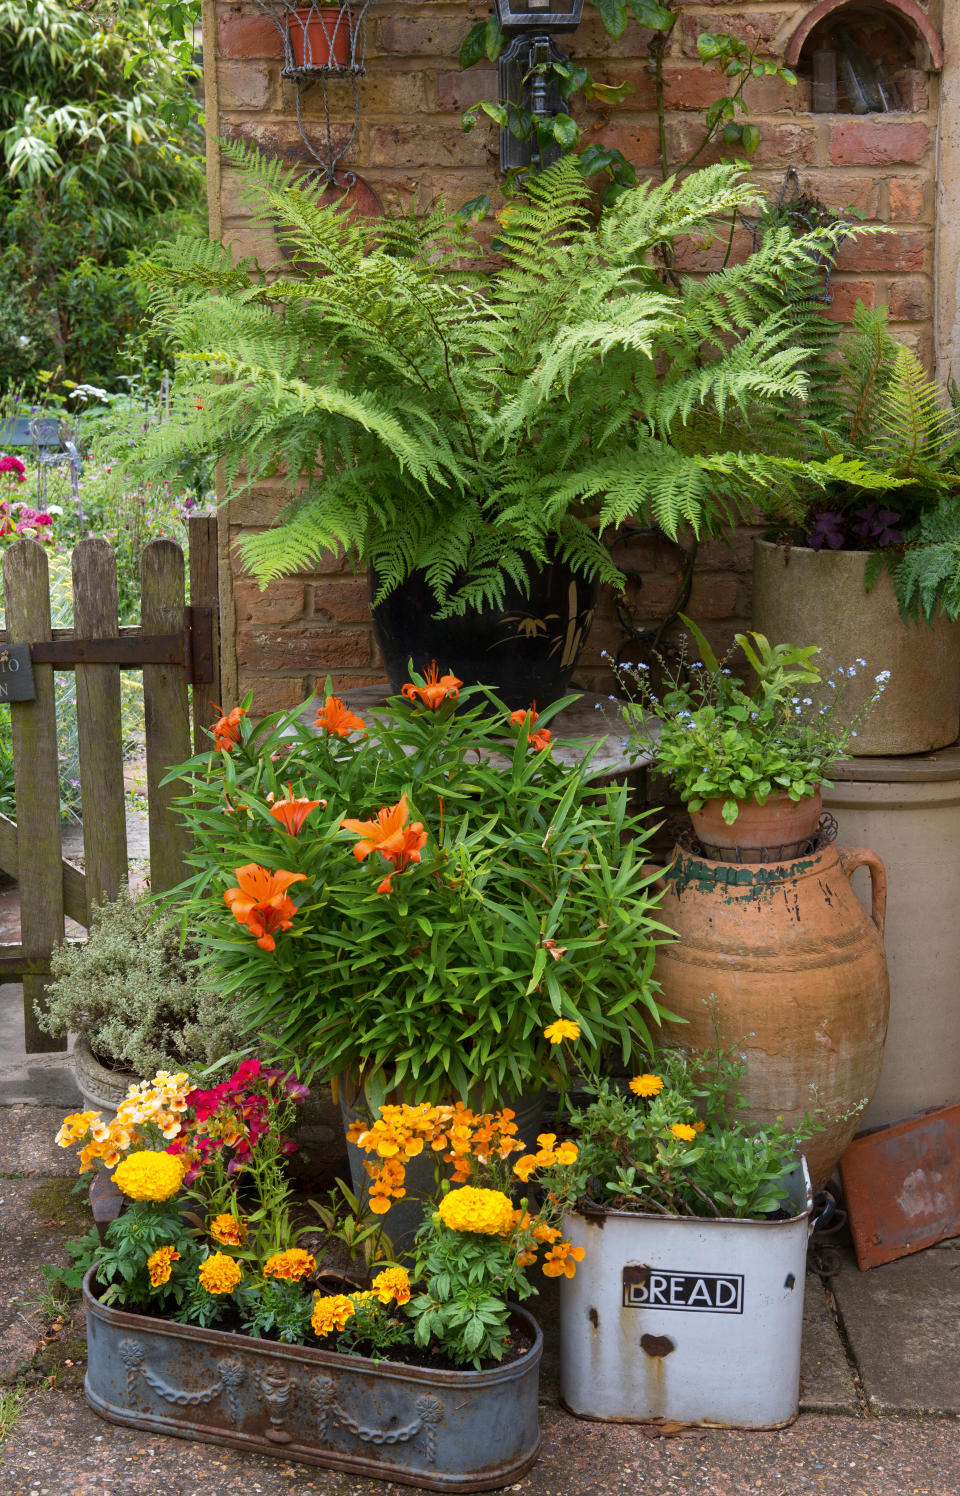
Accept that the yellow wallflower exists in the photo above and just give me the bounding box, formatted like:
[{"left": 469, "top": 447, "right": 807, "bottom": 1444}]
[
  {"left": 543, "top": 1018, "right": 580, "bottom": 1045},
  {"left": 671, "top": 1123, "right": 697, "bottom": 1142},
  {"left": 555, "top": 1141, "right": 579, "bottom": 1165},
  {"left": 198, "top": 1252, "right": 243, "bottom": 1294},
  {"left": 311, "top": 1293, "right": 356, "bottom": 1337},
  {"left": 111, "top": 1151, "right": 185, "bottom": 1203},
  {"left": 263, "top": 1249, "right": 316, "bottom": 1282},
  {"left": 147, "top": 1245, "right": 180, "bottom": 1288},
  {"left": 437, "top": 1187, "right": 515, "bottom": 1237},
  {"left": 630, "top": 1074, "right": 665, "bottom": 1098}
]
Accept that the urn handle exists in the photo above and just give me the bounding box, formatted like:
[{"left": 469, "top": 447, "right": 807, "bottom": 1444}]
[{"left": 838, "top": 846, "right": 887, "bottom": 940}]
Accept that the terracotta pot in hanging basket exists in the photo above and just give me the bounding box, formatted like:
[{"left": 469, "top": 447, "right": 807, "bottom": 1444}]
[
  {"left": 689, "top": 789, "right": 822, "bottom": 863},
  {"left": 288, "top": 7, "right": 351, "bottom": 68}
]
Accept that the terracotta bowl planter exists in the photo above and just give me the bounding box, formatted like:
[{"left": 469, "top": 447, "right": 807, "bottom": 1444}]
[
  {"left": 690, "top": 790, "right": 822, "bottom": 863},
  {"left": 288, "top": 7, "right": 351, "bottom": 68}
]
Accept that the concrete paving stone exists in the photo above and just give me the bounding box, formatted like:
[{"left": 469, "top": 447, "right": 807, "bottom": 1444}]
[
  {"left": 832, "top": 1244, "right": 960, "bottom": 1413},
  {"left": 0, "top": 985, "right": 82, "bottom": 1109},
  {"left": 0, "top": 1176, "right": 89, "bottom": 1382},
  {"left": 798, "top": 1273, "right": 859, "bottom": 1412},
  {"left": 5, "top": 1395, "right": 960, "bottom": 1496},
  {"left": 0, "top": 1107, "right": 80, "bottom": 1176}
]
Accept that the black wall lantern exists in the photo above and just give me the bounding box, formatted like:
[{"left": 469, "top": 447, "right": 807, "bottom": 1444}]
[{"left": 494, "top": 0, "right": 585, "bottom": 173}]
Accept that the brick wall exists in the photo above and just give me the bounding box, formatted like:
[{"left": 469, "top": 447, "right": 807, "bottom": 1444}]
[{"left": 204, "top": 0, "right": 944, "bottom": 705}]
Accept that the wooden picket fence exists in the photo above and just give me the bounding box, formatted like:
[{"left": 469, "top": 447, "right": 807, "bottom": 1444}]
[{"left": 0, "top": 514, "right": 220, "bottom": 1052}]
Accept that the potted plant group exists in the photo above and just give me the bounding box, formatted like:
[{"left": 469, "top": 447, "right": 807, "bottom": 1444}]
[
  {"left": 755, "top": 303, "right": 960, "bottom": 755},
  {"left": 615, "top": 626, "right": 890, "bottom": 1184},
  {"left": 552, "top": 1038, "right": 825, "bottom": 1429},
  {"left": 165, "top": 676, "right": 673, "bottom": 1194},
  {"left": 57, "top": 1054, "right": 583, "bottom": 1489},
  {"left": 133, "top": 155, "right": 860, "bottom": 705}
]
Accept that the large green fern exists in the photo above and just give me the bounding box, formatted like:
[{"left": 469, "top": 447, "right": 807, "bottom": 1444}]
[{"left": 133, "top": 148, "right": 867, "bottom": 612}]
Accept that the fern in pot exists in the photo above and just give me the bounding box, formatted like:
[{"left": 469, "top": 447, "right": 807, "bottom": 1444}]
[{"left": 132, "top": 152, "right": 862, "bottom": 706}]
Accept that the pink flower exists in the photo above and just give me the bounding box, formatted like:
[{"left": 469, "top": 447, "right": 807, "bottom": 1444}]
[{"left": 0, "top": 455, "right": 26, "bottom": 483}]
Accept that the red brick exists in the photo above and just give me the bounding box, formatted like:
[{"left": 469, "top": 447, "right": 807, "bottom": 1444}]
[
  {"left": 237, "top": 627, "right": 370, "bottom": 672},
  {"left": 240, "top": 676, "right": 311, "bottom": 715},
  {"left": 681, "top": 12, "right": 784, "bottom": 59},
  {"left": 233, "top": 579, "right": 307, "bottom": 627},
  {"left": 568, "top": 17, "right": 655, "bottom": 59},
  {"left": 586, "top": 122, "right": 660, "bottom": 169},
  {"left": 379, "top": 17, "right": 469, "bottom": 57},
  {"left": 587, "top": 65, "right": 658, "bottom": 112},
  {"left": 836, "top": 231, "right": 927, "bottom": 273},
  {"left": 366, "top": 124, "right": 488, "bottom": 168},
  {"left": 668, "top": 118, "right": 815, "bottom": 170},
  {"left": 687, "top": 573, "right": 738, "bottom": 618},
  {"left": 218, "top": 11, "right": 282, "bottom": 60},
  {"left": 697, "top": 530, "right": 763, "bottom": 573},
  {"left": 220, "top": 118, "right": 355, "bottom": 169},
  {"left": 829, "top": 121, "right": 929, "bottom": 167},
  {"left": 898, "top": 69, "right": 929, "bottom": 112},
  {"left": 786, "top": 172, "right": 880, "bottom": 218},
  {"left": 227, "top": 486, "right": 288, "bottom": 527},
  {"left": 435, "top": 69, "right": 499, "bottom": 113},
  {"left": 217, "top": 61, "right": 272, "bottom": 111},
  {"left": 671, "top": 226, "right": 755, "bottom": 273},
  {"left": 824, "top": 279, "right": 876, "bottom": 322},
  {"left": 311, "top": 581, "right": 371, "bottom": 624},
  {"left": 314, "top": 671, "right": 386, "bottom": 694},
  {"left": 887, "top": 275, "right": 932, "bottom": 322},
  {"left": 888, "top": 175, "right": 927, "bottom": 221}
]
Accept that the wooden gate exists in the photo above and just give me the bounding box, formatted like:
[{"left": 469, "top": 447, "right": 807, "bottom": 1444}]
[{"left": 0, "top": 514, "right": 220, "bottom": 1052}]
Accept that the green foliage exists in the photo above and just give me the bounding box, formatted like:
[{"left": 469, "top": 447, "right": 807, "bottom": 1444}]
[
  {"left": 566, "top": 1044, "right": 841, "bottom": 1219},
  {"left": 163, "top": 682, "right": 673, "bottom": 1108},
  {"left": 96, "top": 1200, "right": 199, "bottom": 1309},
  {"left": 134, "top": 153, "right": 861, "bottom": 614},
  {"left": 334, "top": 1293, "right": 415, "bottom": 1361},
  {"left": 894, "top": 497, "right": 960, "bottom": 625},
  {"left": 0, "top": 0, "right": 204, "bottom": 391},
  {"left": 38, "top": 890, "right": 233, "bottom": 1073},
  {"left": 309, "top": 1180, "right": 397, "bottom": 1274},
  {"left": 238, "top": 1277, "right": 317, "bottom": 1345},
  {"left": 42, "top": 1222, "right": 103, "bottom": 1297},
  {"left": 616, "top": 621, "right": 887, "bottom": 820},
  {"left": 409, "top": 1223, "right": 522, "bottom": 1368}
]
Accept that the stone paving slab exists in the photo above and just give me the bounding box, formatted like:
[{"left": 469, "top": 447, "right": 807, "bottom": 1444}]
[
  {"left": 0, "top": 1107, "right": 79, "bottom": 1176},
  {"left": 0, "top": 985, "right": 81, "bottom": 1109},
  {"left": 0, "top": 1175, "right": 89, "bottom": 1383},
  {"left": 798, "top": 1274, "right": 859, "bottom": 1412},
  {"left": 832, "top": 1245, "right": 960, "bottom": 1413},
  {"left": 5, "top": 1394, "right": 960, "bottom": 1496}
]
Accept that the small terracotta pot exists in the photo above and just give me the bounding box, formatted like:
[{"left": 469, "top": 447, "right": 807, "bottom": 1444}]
[
  {"left": 288, "top": 7, "right": 350, "bottom": 68},
  {"left": 690, "top": 790, "right": 822, "bottom": 862}
]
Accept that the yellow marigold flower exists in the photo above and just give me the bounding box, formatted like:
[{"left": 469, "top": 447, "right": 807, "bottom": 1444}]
[
  {"left": 209, "top": 1213, "right": 248, "bottom": 1248},
  {"left": 263, "top": 1249, "right": 317, "bottom": 1282},
  {"left": 311, "top": 1293, "right": 356, "bottom": 1338},
  {"left": 544, "top": 1018, "right": 580, "bottom": 1045},
  {"left": 513, "top": 1154, "right": 539, "bottom": 1183},
  {"left": 437, "top": 1186, "right": 515, "bottom": 1237},
  {"left": 630, "top": 1074, "right": 664, "bottom": 1098},
  {"left": 112, "top": 1150, "right": 185, "bottom": 1203},
  {"left": 147, "top": 1245, "right": 180, "bottom": 1288},
  {"left": 372, "top": 1265, "right": 411, "bottom": 1306},
  {"left": 555, "top": 1141, "right": 579, "bottom": 1166},
  {"left": 198, "top": 1252, "right": 243, "bottom": 1295},
  {"left": 671, "top": 1123, "right": 697, "bottom": 1142}
]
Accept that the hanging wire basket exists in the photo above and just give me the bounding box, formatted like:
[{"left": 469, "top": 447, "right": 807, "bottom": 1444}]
[{"left": 252, "top": 0, "right": 372, "bottom": 79}]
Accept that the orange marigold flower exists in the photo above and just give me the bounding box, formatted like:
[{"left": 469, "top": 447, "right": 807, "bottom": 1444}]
[
  {"left": 147, "top": 1245, "right": 180, "bottom": 1288},
  {"left": 529, "top": 728, "right": 552, "bottom": 753},
  {"left": 268, "top": 783, "right": 324, "bottom": 835},
  {"left": 341, "top": 794, "right": 427, "bottom": 877},
  {"left": 263, "top": 1248, "right": 317, "bottom": 1281},
  {"left": 223, "top": 863, "right": 307, "bottom": 951},
  {"left": 401, "top": 661, "right": 462, "bottom": 711},
  {"left": 671, "top": 1123, "right": 697, "bottom": 1142},
  {"left": 694, "top": 1120, "right": 706, "bottom": 1133},
  {"left": 198, "top": 1252, "right": 242, "bottom": 1295},
  {"left": 209, "top": 1213, "right": 247, "bottom": 1248},
  {"left": 311, "top": 1293, "right": 356, "bottom": 1337},
  {"left": 542, "top": 1241, "right": 586, "bottom": 1279},
  {"left": 211, "top": 705, "right": 246, "bottom": 753},
  {"left": 372, "top": 1265, "right": 411, "bottom": 1306},
  {"left": 544, "top": 1018, "right": 579, "bottom": 1045},
  {"left": 316, "top": 694, "right": 366, "bottom": 738},
  {"left": 629, "top": 1073, "right": 664, "bottom": 1099}
]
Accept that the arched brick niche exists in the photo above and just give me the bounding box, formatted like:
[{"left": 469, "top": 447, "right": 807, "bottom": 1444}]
[{"left": 786, "top": 0, "right": 943, "bottom": 71}]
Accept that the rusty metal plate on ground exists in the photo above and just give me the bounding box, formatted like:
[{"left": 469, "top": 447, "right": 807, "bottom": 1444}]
[{"left": 839, "top": 1101, "right": 960, "bottom": 1270}]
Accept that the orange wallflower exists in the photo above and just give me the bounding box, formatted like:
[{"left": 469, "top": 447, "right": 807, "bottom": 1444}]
[
  {"left": 401, "top": 662, "right": 462, "bottom": 711},
  {"left": 223, "top": 863, "right": 307, "bottom": 951},
  {"left": 341, "top": 794, "right": 427, "bottom": 888},
  {"left": 316, "top": 695, "right": 366, "bottom": 737},
  {"left": 211, "top": 705, "right": 246, "bottom": 753},
  {"left": 268, "top": 783, "right": 325, "bottom": 835}
]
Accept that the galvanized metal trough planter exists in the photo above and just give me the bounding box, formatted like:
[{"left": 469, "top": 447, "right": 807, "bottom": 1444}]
[
  {"left": 83, "top": 1269, "right": 543, "bottom": 1491},
  {"left": 559, "top": 1160, "right": 814, "bottom": 1429}
]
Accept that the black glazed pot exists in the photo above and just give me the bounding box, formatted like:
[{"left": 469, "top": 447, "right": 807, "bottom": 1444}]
[{"left": 370, "top": 557, "right": 597, "bottom": 711}]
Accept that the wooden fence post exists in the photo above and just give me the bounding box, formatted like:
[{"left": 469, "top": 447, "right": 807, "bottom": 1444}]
[
  {"left": 142, "top": 540, "right": 192, "bottom": 894},
  {"left": 188, "top": 514, "right": 221, "bottom": 754},
  {"left": 73, "top": 538, "right": 128, "bottom": 914},
  {"left": 3, "top": 538, "right": 65, "bottom": 1052}
]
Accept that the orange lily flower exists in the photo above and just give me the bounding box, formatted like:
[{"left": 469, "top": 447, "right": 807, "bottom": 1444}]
[
  {"left": 224, "top": 864, "right": 307, "bottom": 951},
  {"left": 267, "top": 783, "right": 325, "bottom": 835},
  {"left": 341, "top": 794, "right": 428, "bottom": 887},
  {"left": 401, "top": 662, "right": 462, "bottom": 711},
  {"left": 529, "top": 727, "right": 552, "bottom": 753},
  {"left": 211, "top": 705, "right": 246, "bottom": 753},
  {"left": 509, "top": 704, "right": 539, "bottom": 728},
  {"left": 316, "top": 695, "right": 366, "bottom": 738}
]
